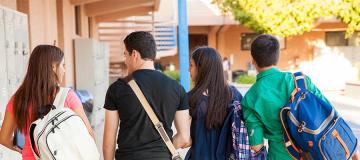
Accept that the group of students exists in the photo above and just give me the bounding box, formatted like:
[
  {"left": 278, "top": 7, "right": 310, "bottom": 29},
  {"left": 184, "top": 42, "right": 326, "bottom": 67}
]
[{"left": 0, "top": 31, "right": 358, "bottom": 160}]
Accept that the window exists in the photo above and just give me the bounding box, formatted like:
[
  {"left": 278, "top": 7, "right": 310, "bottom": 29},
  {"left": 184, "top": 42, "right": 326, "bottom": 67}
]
[
  {"left": 325, "top": 31, "right": 348, "bottom": 46},
  {"left": 241, "top": 33, "right": 286, "bottom": 50},
  {"left": 241, "top": 33, "right": 258, "bottom": 50},
  {"left": 325, "top": 31, "right": 360, "bottom": 46},
  {"left": 189, "top": 34, "right": 208, "bottom": 53},
  {"left": 75, "top": 5, "right": 81, "bottom": 36}
]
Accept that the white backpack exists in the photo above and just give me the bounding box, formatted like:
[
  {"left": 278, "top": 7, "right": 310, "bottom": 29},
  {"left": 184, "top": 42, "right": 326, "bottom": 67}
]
[{"left": 29, "top": 87, "right": 100, "bottom": 160}]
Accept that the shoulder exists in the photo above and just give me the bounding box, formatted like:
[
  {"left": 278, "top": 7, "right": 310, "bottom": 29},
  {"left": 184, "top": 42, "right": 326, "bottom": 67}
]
[
  {"left": 5, "top": 96, "right": 15, "bottom": 113},
  {"left": 134, "top": 70, "right": 179, "bottom": 85},
  {"left": 283, "top": 71, "right": 295, "bottom": 81},
  {"left": 154, "top": 70, "right": 180, "bottom": 85},
  {"left": 285, "top": 72, "right": 314, "bottom": 88},
  {"left": 191, "top": 96, "right": 208, "bottom": 118},
  {"left": 66, "top": 89, "right": 79, "bottom": 99},
  {"left": 283, "top": 71, "right": 314, "bottom": 83},
  {"left": 151, "top": 71, "right": 185, "bottom": 92},
  {"left": 108, "top": 76, "right": 131, "bottom": 93},
  {"left": 64, "top": 89, "right": 82, "bottom": 109},
  {"left": 229, "top": 85, "right": 242, "bottom": 101}
]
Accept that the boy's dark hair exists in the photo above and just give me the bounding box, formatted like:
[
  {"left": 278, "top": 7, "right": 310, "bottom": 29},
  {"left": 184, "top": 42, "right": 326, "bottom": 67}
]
[
  {"left": 251, "top": 34, "right": 280, "bottom": 68},
  {"left": 123, "top": 31, "right": 157, "bottom": 60}
]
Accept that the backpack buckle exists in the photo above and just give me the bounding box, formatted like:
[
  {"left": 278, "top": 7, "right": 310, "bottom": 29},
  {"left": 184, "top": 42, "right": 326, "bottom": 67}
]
[
  {"left": 298, "top": 121, "right": 306, "bottom": 133},
  {"left": 172, "top": 154, "right": 183, "bottom": 160}
]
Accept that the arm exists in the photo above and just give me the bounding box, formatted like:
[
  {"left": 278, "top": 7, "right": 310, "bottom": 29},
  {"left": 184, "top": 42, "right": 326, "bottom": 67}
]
[
  {"left": 67, "top": 90, "right": 95, "bottom": 139},
  {"left": 245, "top": 109, "right": 264, "bottom": 152},
  {"left": 250, "top": 144, "right": 264, "bottom": 152},
  {"left": 241, "top": 98, "right": 264, "bottom": 152},
  {"left": 172, "top": 110, "right": 191, "bottom": 149},
  {"left": 353, "top": 151, "right": 359, "bottom": 160},
  {"left": 0, "top": 111, "right": 22, "bottom": 153},
  {"left": 103, "top": 110, "right": 119, "bottom": 160},
  {"left": 72, "top": 107, "right": 95, "bottom": 139}
]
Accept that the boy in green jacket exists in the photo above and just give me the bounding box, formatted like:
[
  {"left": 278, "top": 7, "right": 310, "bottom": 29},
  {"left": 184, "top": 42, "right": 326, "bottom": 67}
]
[{"left": 241, "top": 34, "right": 359, "bottom": 160}]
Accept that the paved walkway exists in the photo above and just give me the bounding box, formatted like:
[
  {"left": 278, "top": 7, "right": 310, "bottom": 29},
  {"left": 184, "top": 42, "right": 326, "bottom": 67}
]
[{"left": 324, "top": 91, "right": 360, "bottom": 147}]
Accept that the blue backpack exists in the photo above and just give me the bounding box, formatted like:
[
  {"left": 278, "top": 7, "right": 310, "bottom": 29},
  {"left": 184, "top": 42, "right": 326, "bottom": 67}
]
[{"left": 280, "top": 72, "right": 358, "bottom": 160}]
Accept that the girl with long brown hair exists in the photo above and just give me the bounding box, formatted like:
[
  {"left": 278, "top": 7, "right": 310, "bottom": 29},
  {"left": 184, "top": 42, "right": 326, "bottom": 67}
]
[
  {"left": 0, "top": 45, "right": 94, "bottom": 160},
  {"left": 185, "top": 46, "right": 243, "bottom": 160}
]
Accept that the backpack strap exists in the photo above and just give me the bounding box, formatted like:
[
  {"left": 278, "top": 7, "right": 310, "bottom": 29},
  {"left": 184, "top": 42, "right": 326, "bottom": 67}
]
[
  {"left": 29, "top": 123, "right": 40, "bottom": 159},
  {"left": 291, "top": 72, "right": 308, "bottom": 102},
  {"left": 280, "top": 107, "right": 302, "bottom": 160},
  {"left": 53, "top": 87, "right": 70, "bottom": 109},
  {"left": 293, "top": 72, "right": 308, "bottom": 91}
]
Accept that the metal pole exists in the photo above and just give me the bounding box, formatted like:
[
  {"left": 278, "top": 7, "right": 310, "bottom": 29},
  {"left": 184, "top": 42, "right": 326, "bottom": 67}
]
[{"left": 178, "top": 0, "right": 190, "bottom": 91}]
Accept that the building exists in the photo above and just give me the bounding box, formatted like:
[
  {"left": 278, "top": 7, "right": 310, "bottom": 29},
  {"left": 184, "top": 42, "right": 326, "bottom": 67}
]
[
  {"left": 0, "top": 0, "right": 359, "bottom": 158},
  {"left": 0, "top": 0, "right": 161, "bottom": 159},
  {"left": 159, "top": 0, "right": 360, "bottom": 90}
]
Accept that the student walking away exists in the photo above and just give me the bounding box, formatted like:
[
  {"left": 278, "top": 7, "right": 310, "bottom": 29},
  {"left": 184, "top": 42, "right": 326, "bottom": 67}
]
[
  {"left": 222, "top": 57, "right": 232, "bottom": 82},
  {"left": 0, "top": 45, "right": 96, "bottom": 160},
  {"left": 185, "top": 46, "right": 266, "bottom": 160},
  {"left": 241, "top": 34, "right": 359, "bottom": 160},
  {"left": 103, "top": 31, "right": 191, "bottom": 160}
]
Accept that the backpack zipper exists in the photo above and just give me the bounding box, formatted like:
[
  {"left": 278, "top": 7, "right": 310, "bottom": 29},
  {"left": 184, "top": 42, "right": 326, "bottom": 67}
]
[
  {"left": 45, "top": 115, "right": 78, "bottom": 160},
  {"left": 295, "top": 92, "right": 306, "bottom": 110},
  {"left": 36, "top": 111, "right": 67, "bottom": 156},
  {"left": 318, "top": 117, "right": 339, "bottom": 160},
  {"left": 288, "top": 109, "right": 335, "bottom": 135},
  {"left": 36, "top": 111, "right": 66, "bottom": 140}
]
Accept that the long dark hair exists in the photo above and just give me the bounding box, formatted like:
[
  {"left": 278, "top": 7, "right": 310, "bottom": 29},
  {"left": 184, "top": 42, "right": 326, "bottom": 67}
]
[
  {"left": 189, "top": 46, "right": 232, "bottom": 129},
  {"left": 13, "top": 45, "right": 64, "bottom": 133}
]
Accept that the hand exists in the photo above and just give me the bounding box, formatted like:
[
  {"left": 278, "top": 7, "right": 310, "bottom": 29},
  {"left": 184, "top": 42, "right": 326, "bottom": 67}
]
[
  {"left": 13, "top": 146, "right": 22, "bottom": 154},
  {"left": 250, "top": 144, "right": 264, "bottom": 153},
  {"left": 352, "top": 151, "right": 359, "bottom": 160}
]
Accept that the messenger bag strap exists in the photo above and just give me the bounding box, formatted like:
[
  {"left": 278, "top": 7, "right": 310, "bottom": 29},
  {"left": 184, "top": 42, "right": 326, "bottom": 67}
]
[{"left": 128, "top": 79, "right": 181, "bottom": 160}]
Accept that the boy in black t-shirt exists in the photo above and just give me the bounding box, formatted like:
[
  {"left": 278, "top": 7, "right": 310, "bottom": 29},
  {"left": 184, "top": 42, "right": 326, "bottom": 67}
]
[{"left": 103, "top": 31, "right": 191, "bottom": 160}]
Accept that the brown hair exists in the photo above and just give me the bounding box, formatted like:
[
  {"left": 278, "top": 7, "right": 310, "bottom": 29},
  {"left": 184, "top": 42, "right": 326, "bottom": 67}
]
[
  {"left": 189, "top": 46, "right": 232, "bottom": 129},
  {"left": 13, "top": 45, "right": 64, "bottom": 133}
]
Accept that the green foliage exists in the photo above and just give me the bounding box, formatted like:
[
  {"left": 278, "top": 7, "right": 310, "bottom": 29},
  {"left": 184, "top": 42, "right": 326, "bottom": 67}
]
[
  {"left": 214, "top": 0, "right": 360, "bottom": 38},
  {"left": 163, "top": 70, "right": 194, "bottom": 89},
  {"left": 164, "top": 70, "right": 180, "bottom": 82},
  {"left": 235, "top": 75, "right": 256, "bottom": 84}
]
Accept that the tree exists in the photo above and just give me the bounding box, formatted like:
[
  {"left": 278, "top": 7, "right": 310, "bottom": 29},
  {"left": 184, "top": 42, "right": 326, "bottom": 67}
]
[{"left": 214, "top": 0, "right": 360, "bottom": 38}]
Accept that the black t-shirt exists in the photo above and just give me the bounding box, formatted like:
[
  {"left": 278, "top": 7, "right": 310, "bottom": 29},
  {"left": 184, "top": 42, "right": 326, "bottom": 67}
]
[{"left": 104, "top": 69, "right": 189, "bottom": 160}]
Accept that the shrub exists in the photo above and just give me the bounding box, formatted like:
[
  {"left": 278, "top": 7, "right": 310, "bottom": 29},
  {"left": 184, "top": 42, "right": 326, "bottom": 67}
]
[
  {"left": 235, "top": 75, "right": 256, "bottom": 84},
  {"left": 164, "top": 70, "right": 180, "bottom": 82}
]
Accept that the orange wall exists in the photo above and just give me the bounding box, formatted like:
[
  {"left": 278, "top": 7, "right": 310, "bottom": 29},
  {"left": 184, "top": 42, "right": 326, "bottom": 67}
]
[
  {"left": 0, "top": 0, "right": 16, "bottom": 9},
  {"left": 57, "top": 0, "right": 91, "bottom": 87},
  {"left": 25, "top": 0, "right": 58, "bottom": 49},
  {"left": 58, "top": 0, "right": 77, "bottom": 87},
  {"left": 221, "top": 25, "right": 325, "bottom": 71},
  {"left": 160, "top": 23, "right": 344, "bottom": 72}
]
